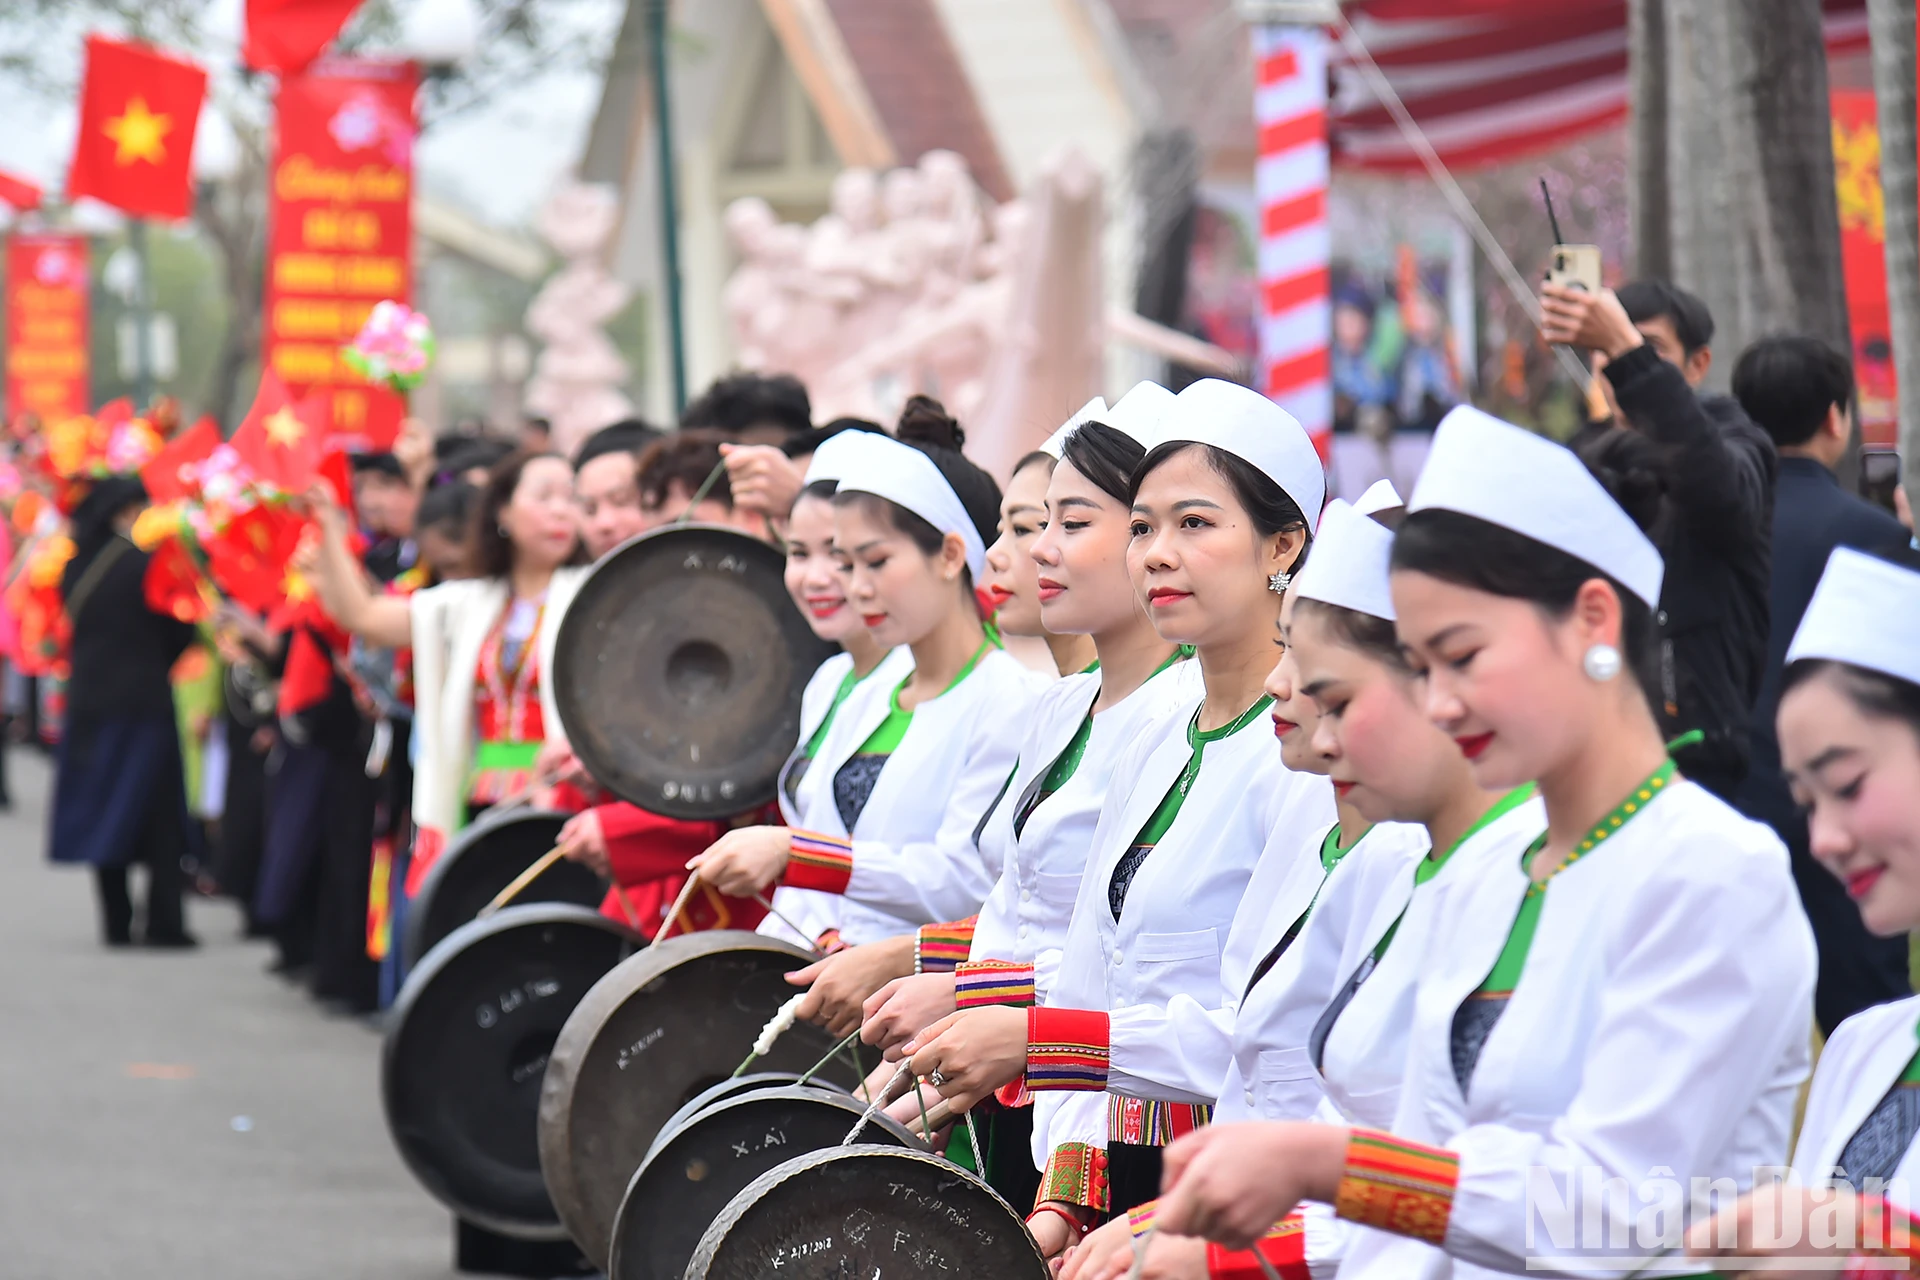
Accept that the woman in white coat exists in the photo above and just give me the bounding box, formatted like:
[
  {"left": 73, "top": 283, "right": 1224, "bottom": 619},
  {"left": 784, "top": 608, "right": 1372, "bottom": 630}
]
[
  {"left": 692, "top": 399, "right": 1043, "bottom": 940},
  {"left": 1686, "top": 547, "right": 1920, "bottom": 1277},
  {"left": 898, "top": 378, "right": 1336, "bottom": 1251},
  {"left": 1139, "top": 408, "right": 1814, "bottom": 1280},
  {"left": 308, "top": 450, "right": 588, "bottom": 892},
  {"left": 758, "top": 428, "right": 912, "bottom": 953},
  {"left": 861, "top": 400, "right": 1193, "bottom": 1207},
  {"left": 1065, "top": 496, "right": 1539, "bottom": 1280}
]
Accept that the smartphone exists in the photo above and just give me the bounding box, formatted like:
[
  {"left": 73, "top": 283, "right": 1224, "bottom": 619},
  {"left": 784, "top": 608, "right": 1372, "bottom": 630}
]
[{"left": 1547, "top": 244, "right": 1603, "bottom": 293}]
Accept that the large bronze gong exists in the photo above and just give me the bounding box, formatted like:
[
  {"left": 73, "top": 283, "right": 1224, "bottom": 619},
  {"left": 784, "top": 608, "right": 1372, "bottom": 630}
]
[
  {"left": 382, "top": 904, "right": 641, "bottom": 1238},
  {"left": 641, "top": 1071, "right": 813, "bottom": 1167},
  {"left": 608, "top": 1085, "right": 919, "bottom": 1280},
  {"left": 536, "top": 932, "right": 870, "bottom": 1266},
  {"left": 686, "top": 1145, "right": 1050, "bottom": 1280},
  {"left": 402, "top": 809, "right": 607, "bottom": 969},
  {"left": 551, "top": 524, "right": 836, "bottom": 820}
]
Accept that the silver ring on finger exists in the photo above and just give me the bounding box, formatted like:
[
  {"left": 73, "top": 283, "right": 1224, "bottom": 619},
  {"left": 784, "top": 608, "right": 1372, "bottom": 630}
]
[{"left": 928, "top": 1069, "right": 949, "bottom": 1088}]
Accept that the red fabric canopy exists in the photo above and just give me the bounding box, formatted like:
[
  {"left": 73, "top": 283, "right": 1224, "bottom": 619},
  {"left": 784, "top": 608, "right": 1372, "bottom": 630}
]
[{"left": 1330, "top": 0, "right": 1870, "bottom": 171}]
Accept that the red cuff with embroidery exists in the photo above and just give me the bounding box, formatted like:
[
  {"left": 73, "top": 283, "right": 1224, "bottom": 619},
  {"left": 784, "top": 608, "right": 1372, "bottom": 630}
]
[
  {"left": 782, "top": 830, "right": 853, "bottom": 893},
  {"left": 955, "top": 960, "right": 1036, "bottom": 1008},
  {"left": 1333, "top": 1128, "right": 1460, "bottom": 1247},
  {"left": 1025, "top": 1006, "right": 1110, "bottom": 1092}
]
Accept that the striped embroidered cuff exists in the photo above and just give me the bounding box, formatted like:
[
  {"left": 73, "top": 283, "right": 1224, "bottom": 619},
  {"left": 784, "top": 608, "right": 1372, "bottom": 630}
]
[
  {"left": 1026, "top": 1006, "right": 1111, "bottom": 1092},
  {"left": 1127, "top": 1198, "right": 1159, "bottom": 1238},
  {"left": 914, "top": 917, "right": 977, "bottom": 973},
  {"left": 1333, "top": 1128, "right": 1460, "bottom": 1247},
  {"left": 1840, "top": 1195, "right": 1920, "bottom": 1275},
  {"left": 783, "top": 830, "right": 853, "bottom": 894},
  {"left": 954, "top": 960, "right": 1036, "bottom": 1008},
  {"left": 1206, "top": 1215, "right": 1309, "bottom": 1280},
  {"left": 1037, "top": 1141, "right": 1109, "bottom": 1213},
  {"left": 1106, "top": 1094, "right": 1211, "bottom": 1147}
]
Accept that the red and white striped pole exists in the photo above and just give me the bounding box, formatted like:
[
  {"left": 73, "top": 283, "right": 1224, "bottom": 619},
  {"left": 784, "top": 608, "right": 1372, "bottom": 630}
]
[{"left": 1249, "top": 10, "right": 1334, "bottom": 465}]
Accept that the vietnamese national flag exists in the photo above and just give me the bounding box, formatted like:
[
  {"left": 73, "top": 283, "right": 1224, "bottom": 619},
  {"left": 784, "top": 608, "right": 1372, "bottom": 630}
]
[
  {"left": 66, "top": 37, "right": 208, "bottom": 221},
  {"left": 206, "top": 503, "right": 307, "bottom": 614},
  {"left": 143, "top": 537, "right": 212, "bottom": 623},
  {"left": 139, "top": 416, "right": 220, "bottom": 503},
  {"left": 0, "top": 168, "right": 42, "bottom": 211},
  {"left": 243, "top": 0, "right": 363, "bottom": 75},
  {"left": 231, "top": 370, "right": 324, "bottom": 493}
]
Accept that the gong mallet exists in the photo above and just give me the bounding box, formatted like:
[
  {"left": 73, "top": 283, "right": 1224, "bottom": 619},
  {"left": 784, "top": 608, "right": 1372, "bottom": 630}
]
[{"left": 478, "top": 846, "right": 567, "bottom": 918}]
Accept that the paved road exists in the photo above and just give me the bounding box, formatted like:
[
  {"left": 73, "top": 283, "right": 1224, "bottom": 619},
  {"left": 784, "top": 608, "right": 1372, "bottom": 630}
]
[{"left": 0, "top": 749, "right": 457, "bottom": 1280}]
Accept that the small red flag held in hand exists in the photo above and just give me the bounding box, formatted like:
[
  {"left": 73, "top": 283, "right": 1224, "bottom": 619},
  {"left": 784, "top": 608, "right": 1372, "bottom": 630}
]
[{"left": 231, "top": 371, "right": 325, "bottom": 495}]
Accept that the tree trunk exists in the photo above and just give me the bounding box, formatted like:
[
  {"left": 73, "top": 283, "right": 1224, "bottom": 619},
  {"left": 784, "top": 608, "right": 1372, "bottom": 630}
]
[
  {"left": 1628, "top": 0, "right": 1671, "bottom": 279},
  {"left": 1868, "top": 0, "right": 1920, "bottom": 510},
  {"left": 1660, "top": 0, "right": 1851, "bottom": 403}
]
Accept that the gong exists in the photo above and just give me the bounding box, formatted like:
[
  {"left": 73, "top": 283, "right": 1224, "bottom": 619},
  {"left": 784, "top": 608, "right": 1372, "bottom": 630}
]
[
  {"left": 382, "top": 903, "right": 641, "bottom": 1238},
  {"left": 608, "top": 1086, "right": 919, "bottom": 1280},
  {"left": 550, "top": 524, "right": 836, "bottom": 820},
  {"left": 686, "top": 1145, "right": 1050, "bottom": 1280},
  {"left": 537, "top": 932, "right": 870, "bottom": 1266},
  {"left": 641, "top": 1072, "right": 816, "bottom": 1167},
  {"left": 403, "top": 809, "right": 607, "bottom": 969}
]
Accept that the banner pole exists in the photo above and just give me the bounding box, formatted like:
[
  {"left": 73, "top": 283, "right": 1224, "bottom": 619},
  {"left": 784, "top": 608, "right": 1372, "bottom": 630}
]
[{"left": 129, "top": 216, "right": 153, "bottom": 409}]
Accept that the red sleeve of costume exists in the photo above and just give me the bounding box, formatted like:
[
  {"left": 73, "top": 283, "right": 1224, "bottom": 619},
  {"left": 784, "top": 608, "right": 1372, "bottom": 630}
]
[{"left": 597, "top": 803, "right": 728, "bottom": 886}]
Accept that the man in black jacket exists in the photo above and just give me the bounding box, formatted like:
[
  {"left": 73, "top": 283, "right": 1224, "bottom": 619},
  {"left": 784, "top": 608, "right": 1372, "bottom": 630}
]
[
  {"left": 1542, "top": 279, "right": 1776, "bottom": 801},
  {"left": 1730, "top": 335, "right": 1910, "bottom": 1032}
]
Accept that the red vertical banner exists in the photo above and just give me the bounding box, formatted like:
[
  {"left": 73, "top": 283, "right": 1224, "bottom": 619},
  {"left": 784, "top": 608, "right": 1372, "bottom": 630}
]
[
  {"left": 1831, "top": 89, "right": 1897, "bottom": 449},
  {"left": 265, "top": 58, "right": 416, "bottom": 450},
  {"left": 5, "top": 233, "right": 91, "bottom": 421}
]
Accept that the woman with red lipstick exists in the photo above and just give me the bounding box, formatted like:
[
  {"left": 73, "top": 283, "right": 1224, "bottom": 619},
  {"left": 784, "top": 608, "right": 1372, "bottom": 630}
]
[
  {"left": 758, "top": 430, "right": 911, "bottom": 951},
  {"left": 1136, "top": 407, "right": 1814, "bottom": 1280},
  {"left": 690, "top": 400, "right": 1044, "bottom": 941},
  {"left": 983, "top": 439, "right": 1099, "bottom": 677},
  {"left": 858, "top": 385, "right": 1192, "bottom": 1209},
  {"left": 310, "top": 451, "right": 589, "bottom": 896},
  {"left": 897, "top": 377, "right": 1336, "bottom": 1246},
  {"left": 1683, "top": 547, "right": 1920, "bottom": 1276},
  {"left": 1058, "top": 502, "right": 1434, "bottom": 1280}
]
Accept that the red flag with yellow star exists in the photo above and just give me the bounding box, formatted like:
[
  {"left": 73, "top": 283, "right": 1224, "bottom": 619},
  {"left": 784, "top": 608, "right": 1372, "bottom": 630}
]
[
  {"left": 206, "top": 503, "right": 307, "bottom": 614},
  {"left": 66, "top": 36, "right": 207, "bottom": 221},
  {"left": 230, "top": 370, "right": 324, "bottom": 494}
]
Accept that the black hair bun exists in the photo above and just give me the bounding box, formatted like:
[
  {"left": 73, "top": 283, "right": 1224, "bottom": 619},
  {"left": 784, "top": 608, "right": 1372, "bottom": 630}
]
[
  {"left": 895, "top": 395, "right": 966, "bottom": 451},
  {"left": 1575, "top": 427, "right": 1672, "bottom": 541}
]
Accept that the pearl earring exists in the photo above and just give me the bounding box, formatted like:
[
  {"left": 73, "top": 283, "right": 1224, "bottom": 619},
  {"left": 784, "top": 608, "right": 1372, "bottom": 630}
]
[
  {"left": 1583, "top": 643, "right": 1622, "bottom": 682},
  {"left": 1268, "top": 571, "right": 1292, "bottom": 594}
]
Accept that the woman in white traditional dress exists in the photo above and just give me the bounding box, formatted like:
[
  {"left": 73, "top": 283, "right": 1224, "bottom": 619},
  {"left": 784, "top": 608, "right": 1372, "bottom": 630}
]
[
  {"left": 1684, "top": 546, "right": 1920, "bottom": 1278},
  {"left": 1130, "top": 408, "right": 1814, "bottom": 1280},
  {"left": 1063, "top": 494, "right": 1540, "bottom": 1280},
  {"left": 690, "top": 398, "right": 1044, "bottom": 945},
  {"left": 756, "top": 427, "right": 912, "bottom": 953},
  {"left": 857, "top": 388, "right": 1192, "bottom": 1207},
  {"left": 897, "top": 378, "right": 1336, "bottom": 1257}
]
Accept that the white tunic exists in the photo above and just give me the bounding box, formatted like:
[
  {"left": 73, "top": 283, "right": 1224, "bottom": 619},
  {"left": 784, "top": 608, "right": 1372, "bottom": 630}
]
[
  {"left": 1793, "top": 993, "right": 1920, "bottom": 1213},
  {"left": 1339, "top": 780, "right": 1815, "bottom": 1280},
  {"left": 1042, "top": 689, "right": 1336, "bottom": 1114},
  {"left": 759, "top": 645, "right": 912, "bottom": 949},
  {"left": 969, "top": 659, "right": 1199, "bottom": 999},
  {"left": 1211, "top": 819, "right": 1434, "bottom": 1126},
  {"left": 798, "top": 646, "right": 1045, "bottom": 944},
  {"left": 1311, "top": 796, "right": 1545, "bottom": 1129}
]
